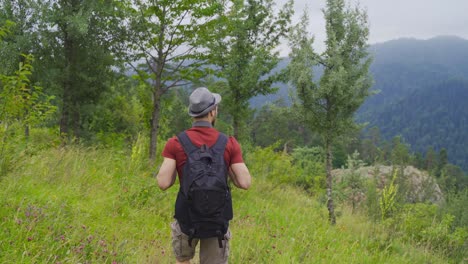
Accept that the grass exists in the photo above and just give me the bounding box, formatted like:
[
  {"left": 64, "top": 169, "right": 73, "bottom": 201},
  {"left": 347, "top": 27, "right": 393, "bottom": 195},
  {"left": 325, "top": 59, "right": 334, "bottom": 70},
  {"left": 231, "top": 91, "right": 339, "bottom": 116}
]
[{"left": 0, "top": 145, "right": 453, "bottom": 263}]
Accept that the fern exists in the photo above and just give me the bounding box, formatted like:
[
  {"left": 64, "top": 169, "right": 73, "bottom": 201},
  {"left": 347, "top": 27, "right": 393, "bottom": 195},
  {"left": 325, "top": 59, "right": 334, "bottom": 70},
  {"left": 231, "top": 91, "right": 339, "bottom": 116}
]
[{"left": 380, "top": 168, "right": 399, "bottom": 220}]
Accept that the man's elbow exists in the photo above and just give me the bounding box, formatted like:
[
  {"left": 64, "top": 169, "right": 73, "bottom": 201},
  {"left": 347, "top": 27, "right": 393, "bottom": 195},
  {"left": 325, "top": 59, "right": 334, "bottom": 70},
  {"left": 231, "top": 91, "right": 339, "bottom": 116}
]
[
  {"left": 230, "top": 163, "right": 252, "bottom": 190},
  {"left": 158, "top": 183, "right": 170, "bottom": 191},
  {"left": 237, "top": 177, "right": 252, "bottom": 190},
  {"left": 238, "top": 183, "right": 251, "bottom": 190},
  {"left": 157, "top": 176, "right": 172, "bottom": 191}
]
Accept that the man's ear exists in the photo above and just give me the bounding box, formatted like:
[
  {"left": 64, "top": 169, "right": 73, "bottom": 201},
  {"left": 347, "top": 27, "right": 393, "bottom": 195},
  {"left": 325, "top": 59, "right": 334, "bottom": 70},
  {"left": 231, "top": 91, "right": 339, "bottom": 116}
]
[{"left": 210, "top": 108, "right": 217, "bottom": 117}]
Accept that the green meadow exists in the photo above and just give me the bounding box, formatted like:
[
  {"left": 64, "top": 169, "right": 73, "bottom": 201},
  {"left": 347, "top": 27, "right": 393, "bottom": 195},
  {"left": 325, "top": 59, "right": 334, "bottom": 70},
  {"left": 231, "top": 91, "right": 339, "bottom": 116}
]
[{"left": 0, "top": 139, "right": 456, "bottom": 263}]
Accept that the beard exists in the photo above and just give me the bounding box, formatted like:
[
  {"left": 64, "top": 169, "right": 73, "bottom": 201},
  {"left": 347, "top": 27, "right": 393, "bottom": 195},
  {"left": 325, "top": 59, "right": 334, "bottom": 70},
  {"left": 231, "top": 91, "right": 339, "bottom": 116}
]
[{"left": 211, "top": 118, "right": 216, "bottom": 127}]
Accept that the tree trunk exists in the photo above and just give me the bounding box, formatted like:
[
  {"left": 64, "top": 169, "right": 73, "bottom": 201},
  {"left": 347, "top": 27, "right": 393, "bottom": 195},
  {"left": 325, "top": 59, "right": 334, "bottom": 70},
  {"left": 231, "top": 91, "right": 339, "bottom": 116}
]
[
  {"left": 325, "top": 137, "right": 336, "bottom": 225},
  {"left": 148, "top": 39, "right": 166, "bottom": 163},
  {"left": 233, "top": 115, "right": 240, "bottom": 140},
  {"left": 149, "top": 90, "right": 162, "bottom": 164},
  {"left": 60, "top": 0, "right": 80, "bottom": 139},
  {"left": 72, "top": 103, "right": 81, "bottom": 137},
  {"left": 60, "top": 56, "right": 71, "bottom": 136},
  {"left": 59, "top": 93, "right": 70, "bottom": 136},
  {"left": 60, "top": 17, "right": 74, "bottom": 137},
  {"left": 19, "top": 56, "right": 30, "bottom": 139}
]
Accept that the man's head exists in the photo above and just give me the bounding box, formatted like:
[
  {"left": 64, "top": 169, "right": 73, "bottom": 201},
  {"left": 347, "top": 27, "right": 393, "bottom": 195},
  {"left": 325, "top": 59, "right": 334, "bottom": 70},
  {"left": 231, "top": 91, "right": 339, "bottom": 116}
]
[{"left": 189, "top": 87, "right": 221, "bottom": 125}]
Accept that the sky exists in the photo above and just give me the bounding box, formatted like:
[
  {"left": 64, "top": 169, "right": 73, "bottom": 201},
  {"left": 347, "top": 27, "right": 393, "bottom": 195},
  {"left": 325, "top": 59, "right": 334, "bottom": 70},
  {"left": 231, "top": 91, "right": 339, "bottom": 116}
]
[{"left": 275, "top": 0, "right": 468, "bottom": 56}]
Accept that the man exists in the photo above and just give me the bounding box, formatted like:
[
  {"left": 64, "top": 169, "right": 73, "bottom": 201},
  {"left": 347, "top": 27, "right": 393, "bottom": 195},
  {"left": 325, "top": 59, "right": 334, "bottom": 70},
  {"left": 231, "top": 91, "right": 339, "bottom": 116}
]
[{"left": 157, "top": 87, "right": 252, "bottom": 264}]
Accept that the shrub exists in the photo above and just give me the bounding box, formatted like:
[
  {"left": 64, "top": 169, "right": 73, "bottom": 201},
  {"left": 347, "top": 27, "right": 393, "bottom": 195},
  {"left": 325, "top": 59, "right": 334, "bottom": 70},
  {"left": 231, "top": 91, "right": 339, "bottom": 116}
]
[
  {"left": 290, "top": 146, "right": 326, "bottom": 196},
  {"left": 246, "top": 144, "right": 299, "bottom": 186},
  {"left": 386, "top": 203, "right": 468, "bottom": 262},
  {"left": 0, "top": 50, "right": 55, "bottom": 176},
  {"left": 340, "top": 151, "right": 366, "bottom": 213}
]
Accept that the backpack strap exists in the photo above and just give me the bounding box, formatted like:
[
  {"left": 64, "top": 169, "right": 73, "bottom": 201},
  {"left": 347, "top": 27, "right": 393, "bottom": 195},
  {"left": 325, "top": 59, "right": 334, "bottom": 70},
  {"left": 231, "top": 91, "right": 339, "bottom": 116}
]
[
  {"left": 176, "top": 131, "right": 197, "bottom": 155},
  {"left": 212, "top": 133, "right": 228, "bottom": 154},
  {"left": 177, "top": 131, "right": 228, "bottom": 155}
]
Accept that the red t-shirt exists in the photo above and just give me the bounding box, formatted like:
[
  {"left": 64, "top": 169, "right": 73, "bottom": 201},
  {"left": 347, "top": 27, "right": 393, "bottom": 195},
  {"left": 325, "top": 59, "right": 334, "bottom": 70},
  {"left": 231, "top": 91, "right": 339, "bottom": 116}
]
[{"left": 162, "top": 126, "right": 244, "bottom": 181}]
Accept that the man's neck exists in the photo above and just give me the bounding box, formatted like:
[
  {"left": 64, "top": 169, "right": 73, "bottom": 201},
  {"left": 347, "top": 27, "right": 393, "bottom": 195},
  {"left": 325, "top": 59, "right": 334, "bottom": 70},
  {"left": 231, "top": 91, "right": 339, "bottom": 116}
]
[{"left": 192, "top": 120, "right": 212, "bottom": 128}]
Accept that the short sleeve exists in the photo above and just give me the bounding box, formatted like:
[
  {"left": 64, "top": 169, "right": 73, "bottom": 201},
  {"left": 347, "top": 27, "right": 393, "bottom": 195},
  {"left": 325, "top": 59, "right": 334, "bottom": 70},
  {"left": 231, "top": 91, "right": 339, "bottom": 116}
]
[
  {"left": 162, "top": 137, "right": 178, "bottom": 160},
  {"left": 227, "top": 136, "right": 244, "bottom": 164}
]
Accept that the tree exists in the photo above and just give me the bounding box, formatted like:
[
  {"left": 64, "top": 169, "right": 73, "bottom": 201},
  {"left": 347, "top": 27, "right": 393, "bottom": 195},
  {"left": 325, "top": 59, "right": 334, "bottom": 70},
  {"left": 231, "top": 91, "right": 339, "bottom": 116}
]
[
  {"left": 412, "top": 152, "right": 425, "bottom": 169},
  {"left": 0, "top": 0, "right": 39, "bottom": 75},
  {"left": 343, "top": 151, "right": 366, "bottom": 213},
  {"left": 287, "top": 1, "right": 372, "bottom": 224},
  {"left": 0, "top": 54, "right": 55, "bottom": 128},
  {"left": 251, "top": 102, "right": 292, "bottom": 148},
  {"left": 35, "top": 0, "right": 121, "bottom": 138},
  {"left": 0, "top": 0, "right": 45, "bottom": 136},
  {"left": 292, "top": 146, "right": 326, "bottom": 195},
  {"left": 122, "top": 0, "right": 220, "bottom": 162},
  {"left": 361, "top": 126, "right": 382, "bottom": 164},
  {"left": 206, "top": 0, "right": 293, "bottom": 140},
  {"left": 251, "top": 100, "right": 318, "bottom": 149},
  {"left": 0, "top": 22, "right": 55, "bottom": 175},
  {"left": 425, "top": 146, "right": 436, "bottom": 172},
  {"left": 390, "top": 136, "right": 410, "bottom": 166},
  {"left": 436, "top": 148, "right": 448, "bottom": 177},
  {"left": 360, "top": 138, "right": 378, "bottom": 164},
  {"left": 440, "top": 164, "right": 467, "bottom": 193}
]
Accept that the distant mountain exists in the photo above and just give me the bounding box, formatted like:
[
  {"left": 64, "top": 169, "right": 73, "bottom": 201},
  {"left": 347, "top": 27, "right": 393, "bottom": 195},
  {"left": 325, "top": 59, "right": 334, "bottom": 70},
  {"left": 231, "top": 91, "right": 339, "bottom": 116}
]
[
  {"left": 370, "top": 36, "right": 468, "bottom": 69},
  {"left": 360, "top": 36, "right": 468, "bottom": 116},
  {"left": 250, "top": 36, "right": 468, "bottom": 170},
  {"left": 360, "top": 36, "right": 468, "bottom": 171},
  {"left": 367, "top": 79, "right": 468, "bottom": 170}
]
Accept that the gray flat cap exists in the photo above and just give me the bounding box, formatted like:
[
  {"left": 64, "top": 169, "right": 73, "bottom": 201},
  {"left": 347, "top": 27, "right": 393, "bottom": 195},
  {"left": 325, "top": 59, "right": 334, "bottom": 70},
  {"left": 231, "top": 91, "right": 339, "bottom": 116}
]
[{"left": 188, "top": 87, "right": 221, "bottom": 117}]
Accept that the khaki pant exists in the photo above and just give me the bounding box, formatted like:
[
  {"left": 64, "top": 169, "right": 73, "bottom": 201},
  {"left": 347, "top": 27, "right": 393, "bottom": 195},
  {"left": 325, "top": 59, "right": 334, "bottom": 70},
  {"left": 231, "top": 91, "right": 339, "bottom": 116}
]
[{"left": 171, "top": 220, "right": 231, "bottom": 264}]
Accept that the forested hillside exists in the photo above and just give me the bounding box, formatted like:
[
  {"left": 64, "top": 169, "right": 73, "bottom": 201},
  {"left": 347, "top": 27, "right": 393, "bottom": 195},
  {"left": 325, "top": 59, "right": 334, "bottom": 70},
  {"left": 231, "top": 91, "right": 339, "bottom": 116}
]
[
  {"left": 361, "top": 36, "right": 468, "bottom": 112},
  {"left": 360, "top": 36, "right": 468, "bottom": 171},
  {"left": 251, "top": 36, "right": 468, "bottom": 171},
  {"left": 366, "top": 79, "right": 468, "bottom": 170}
]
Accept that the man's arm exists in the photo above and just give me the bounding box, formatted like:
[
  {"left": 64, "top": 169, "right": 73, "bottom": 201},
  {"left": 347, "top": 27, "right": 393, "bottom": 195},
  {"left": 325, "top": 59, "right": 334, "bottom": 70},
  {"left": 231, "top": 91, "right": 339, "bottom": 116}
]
[
  {"left": 229, "top": 163, "right": 251, "bottom": 190},
  {"left": 157, "top": 158, "right": 177, "bottom": 190}
]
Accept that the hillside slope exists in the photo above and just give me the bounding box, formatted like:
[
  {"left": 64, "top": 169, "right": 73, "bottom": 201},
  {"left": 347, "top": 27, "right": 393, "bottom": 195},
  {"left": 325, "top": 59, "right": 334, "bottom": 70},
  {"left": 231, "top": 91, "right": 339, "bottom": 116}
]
[{"left": 0, "top": 146, "right": 451, "bottom": 263}]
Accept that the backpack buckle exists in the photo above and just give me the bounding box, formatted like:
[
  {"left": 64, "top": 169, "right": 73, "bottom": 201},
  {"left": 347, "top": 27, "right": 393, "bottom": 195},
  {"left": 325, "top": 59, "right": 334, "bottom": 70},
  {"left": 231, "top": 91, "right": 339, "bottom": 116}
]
[
  {"left": 200, "top": 144, "right": 208, "bottom": 152},
  {"left": 187, "top": 228, "right": 195, "bottom": 247},
  {"left": 216, "top": 230, "right": 224, "bottom": 248}
]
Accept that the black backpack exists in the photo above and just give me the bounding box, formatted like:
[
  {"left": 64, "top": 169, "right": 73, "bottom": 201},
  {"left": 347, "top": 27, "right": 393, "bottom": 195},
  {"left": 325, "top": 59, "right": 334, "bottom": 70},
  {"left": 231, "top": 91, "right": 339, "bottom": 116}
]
[{"left": 174, "top": 131, "right": 233, "bottom": 248}]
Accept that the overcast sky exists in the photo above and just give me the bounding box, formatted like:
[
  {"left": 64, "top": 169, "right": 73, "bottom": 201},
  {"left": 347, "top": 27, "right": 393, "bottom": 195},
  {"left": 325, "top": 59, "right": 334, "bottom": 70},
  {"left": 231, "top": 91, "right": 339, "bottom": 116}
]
[{"left": 276, "top": 0, "right": 468, "bottom": 56}]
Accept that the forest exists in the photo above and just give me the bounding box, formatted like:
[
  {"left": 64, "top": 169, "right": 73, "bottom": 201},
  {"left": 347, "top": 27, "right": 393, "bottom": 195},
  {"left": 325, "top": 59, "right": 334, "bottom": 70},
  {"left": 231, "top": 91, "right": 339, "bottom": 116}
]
[{"left": 1, "top": 0, "right": 467, "bottom": 263}]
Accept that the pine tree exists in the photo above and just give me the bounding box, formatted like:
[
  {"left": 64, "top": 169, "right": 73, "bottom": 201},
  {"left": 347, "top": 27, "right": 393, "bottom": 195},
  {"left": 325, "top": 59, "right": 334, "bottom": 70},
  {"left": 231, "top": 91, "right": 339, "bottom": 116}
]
[{"left": 287, "top": 0, "right": 372, "bottom": 224}]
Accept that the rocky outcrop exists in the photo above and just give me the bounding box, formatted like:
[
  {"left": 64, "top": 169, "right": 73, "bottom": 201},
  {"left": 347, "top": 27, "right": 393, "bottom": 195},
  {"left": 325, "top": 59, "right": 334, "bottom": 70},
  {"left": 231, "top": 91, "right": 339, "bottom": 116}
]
[{"left": 332, "top": 165, "right": 443, "bottom": 204}]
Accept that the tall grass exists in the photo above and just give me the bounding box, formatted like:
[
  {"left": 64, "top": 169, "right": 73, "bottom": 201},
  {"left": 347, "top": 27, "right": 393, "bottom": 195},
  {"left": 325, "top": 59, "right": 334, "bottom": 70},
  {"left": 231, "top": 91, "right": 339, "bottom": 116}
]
[{"left": 0, "top": 142, "right": 454, "bottom": 263}]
